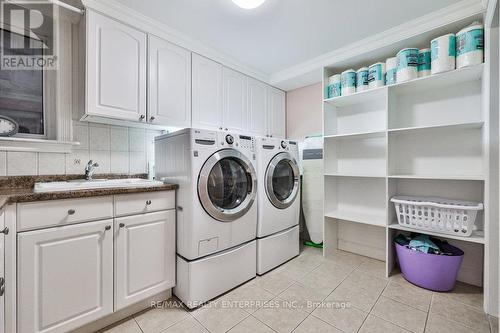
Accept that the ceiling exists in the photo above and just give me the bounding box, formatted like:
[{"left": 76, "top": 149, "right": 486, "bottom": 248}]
[{"left": 115, "top": 0, "right": 459, "bottom": 73}]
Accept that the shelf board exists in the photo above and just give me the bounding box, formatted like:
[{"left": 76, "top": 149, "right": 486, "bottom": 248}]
[
  {"left": 325, "top": 210, "right": 386, "bottom": 227},
  {"left": 388, "top": 121, "right": 484, "bottom": 135},
  {"left": 323, "top": 86, "right": 387, "bottom": 107},
  {"left": 389, "top": 175, "right": 485, "bottom": 181},
  {"left": 390, "top": 64, "right": 484, "bottom": 95},
  {"left": 324, "top": 130, "right": 386, "bottom": 139},
  {"left": 388, "top": 223, "right": 485, "bottom": 244},
  {"left": 323, "top": 64, "right": 483, "bottom": 106},
  {"left": 0, "top": 137, "right": 80, "bottom": 153},
  {"left": 325, "top": 173, "right": 386, "bottom": 178}
]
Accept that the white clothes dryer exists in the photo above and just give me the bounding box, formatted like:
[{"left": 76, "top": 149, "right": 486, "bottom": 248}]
[{"left": 256, "top": 137, "right": 300, "bottom": 275}]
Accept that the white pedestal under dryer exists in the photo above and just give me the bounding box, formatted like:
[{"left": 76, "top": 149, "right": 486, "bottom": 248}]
[
  {"left": 256, "top": 137, "right": 300, "bottom": 275},
  {"left": 155, "top": 128, "right": 258, "bottom": 308}
]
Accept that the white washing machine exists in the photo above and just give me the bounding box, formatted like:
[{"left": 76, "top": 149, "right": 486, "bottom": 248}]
[
  {"left": 155, "top": 128, "right": 258, "bottom": 308},
  {"left": 256, "top": 137, "right": 300, "bottom": 275}
]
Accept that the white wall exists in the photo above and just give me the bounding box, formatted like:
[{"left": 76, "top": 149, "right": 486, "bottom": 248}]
[
  {"left": 0, "top": 123, "right": 161, "bottom": 176},
  {"left": 286, "top": 82, "right": 322, "bottom": 140}
]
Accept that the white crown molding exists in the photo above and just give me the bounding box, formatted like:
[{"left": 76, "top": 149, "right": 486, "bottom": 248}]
[
  {"left": 270, "top": 0, "right": 486, "bottom": 90},
  {"left": 81, "top": 0, "right": 271, "bottom": 84}
]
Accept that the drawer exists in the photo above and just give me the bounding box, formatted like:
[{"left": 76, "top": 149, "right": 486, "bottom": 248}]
[
  {"left": 114, "top": 191, "right": 175, "bottom": 216},
  {"left": 17, "top": 196, "right": 114, "bottom": 231}
]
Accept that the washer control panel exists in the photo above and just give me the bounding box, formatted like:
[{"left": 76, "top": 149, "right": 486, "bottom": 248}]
[{"left": 238, "top": 135, "right": 256, "bottom": 152}]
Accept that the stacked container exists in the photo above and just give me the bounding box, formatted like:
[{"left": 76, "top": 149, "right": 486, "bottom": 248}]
[
  {"left": 456, "top": 22, "right": 484, "bottom": 69},
  {"left": 341, "top": 69, "right": 356, "bottom": 95},
  {"left": 431, "top": 34, "right": 456, "bottom": 74},
  {"left": 368, "top": 63, "right": 386, "bottom": 88},
  {"left": 396, "top": 48, "right": 419, "bottom": 82},
  {"left": 356, "top": 67, "right": 369, "bottom": 92}
]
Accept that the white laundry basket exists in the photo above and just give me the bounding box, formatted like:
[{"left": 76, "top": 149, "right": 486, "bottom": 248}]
[{"left": 391, "top": 196, "right": 483, "bottom": 237}]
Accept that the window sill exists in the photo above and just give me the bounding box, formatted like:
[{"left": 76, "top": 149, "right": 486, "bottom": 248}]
[{"left": 0, "top": 137, "right": 80, "bottom": 153}]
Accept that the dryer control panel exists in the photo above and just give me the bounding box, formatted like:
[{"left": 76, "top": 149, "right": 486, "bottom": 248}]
[{"left": 218, "top": 132, "right": 256, "bottom": 152}]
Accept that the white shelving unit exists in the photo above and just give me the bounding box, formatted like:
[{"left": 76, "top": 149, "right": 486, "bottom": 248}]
[{"left": 322, "top": 12, "right": 499, "bottom": 316}]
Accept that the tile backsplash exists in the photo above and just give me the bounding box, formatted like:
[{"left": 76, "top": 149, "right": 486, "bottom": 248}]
[{"left": 0, "top": 122, "right": 162, "bottom": 177}]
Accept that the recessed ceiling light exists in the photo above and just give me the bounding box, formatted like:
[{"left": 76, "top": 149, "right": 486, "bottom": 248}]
[{"left": 232, "top": 0, "right": 267, "bottom": 9}]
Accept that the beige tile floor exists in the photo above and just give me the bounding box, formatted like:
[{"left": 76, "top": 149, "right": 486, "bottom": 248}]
[{"left": 100, "top": 247, "right": 497, "bottom": 333}]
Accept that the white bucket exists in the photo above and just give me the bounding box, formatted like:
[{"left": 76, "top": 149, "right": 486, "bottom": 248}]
[
  {"left": 431, "top": 33, "right": 456, "bottom": 74},
  {"left": 456, "top": 22, "right": 484, "bottom": 69},
  {"left": 341, "top": 69, "right": 356, "bottom": 95},
  {"left": 327, "top": 74, "right": 341, "bottom": 98},
  {"left": 397, "top": 48, "right": 419, "bottom": 83},
  {"left": 385, "top": 57, "right": 397, "bottom": 85},
  {"left": 418, "top": 48, "right": 431, "bottom": 77},
  {"left": 356, "top": 67, "right": 369, "bottom": 92},
  {"left": 368, "top": 62, "right": 386, "bottom": 88}
]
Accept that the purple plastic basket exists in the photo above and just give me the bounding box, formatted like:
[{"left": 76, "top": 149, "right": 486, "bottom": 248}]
[{"left": 395, "top": 242, "right": 464, "bottom": 292}]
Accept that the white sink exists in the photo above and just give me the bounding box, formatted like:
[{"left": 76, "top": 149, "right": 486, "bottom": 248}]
[{"left": 34, "top": 178, "right": 165, "bottom": 193}]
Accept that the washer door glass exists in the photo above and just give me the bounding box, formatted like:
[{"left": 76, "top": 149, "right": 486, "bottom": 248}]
[
  {"left": 266, "top": 152, "right": 299, "bottom": 209},
  {"left": 273, "top": 160, "right": 295, "bottom": 201},
  {"left": 198, "top": 149, "right": 257, "bottom": 222},
  {"left": 207, "top": 158, "right": 251, "bottom": 210}
]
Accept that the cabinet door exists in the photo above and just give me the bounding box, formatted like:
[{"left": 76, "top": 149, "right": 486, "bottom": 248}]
[
  {"left": 192, "top": 54, "right": 223, "bottom": 130},
  {"left": 247, "top": 78, "right": 268, "bottom": 136},
  {"left": 149, "top": 36, "right": 192, "bottom": 128},
  {"left": 0, "top": 212, "right": 4, "bottom": 333},
  {"left": 114, "top": 210, "right": 175, "bottom": 311},
  {"left": 222, "top": 67, "right": 247, "bottom": 132},
  {"left": 268, "top": 87, "right": 286, "bottom": 138},
  {"left": 17, "top": 220, "right": 113, "bottom": 333},
  {"left": 87, "top": 10, "right": 147, "bottom": 122}
]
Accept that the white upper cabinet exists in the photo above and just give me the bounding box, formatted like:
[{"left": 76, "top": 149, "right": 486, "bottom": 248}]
[
  {"left": 268, "top": 87, "right": 286, "bottom": 138},
  {"left": 192, "top": 54, "right": 223, "bottom": 130},
  {"left": 17, "top": 219, "right": 114, "bottom": 333},
  {"left": 148, "top": 36, "right": 192, "bottom": 128},
  {"left": 114, "top": 210, "right": 175, "bottom": 311},
  {"left": 247, "top": 78, "right": 268, "bottom": 137},
  {"left": 222, "top": 68, "right": 248, "bottom": 132},
  {"left": 86, "top": 10, "right": 147, "bottom": 122}
]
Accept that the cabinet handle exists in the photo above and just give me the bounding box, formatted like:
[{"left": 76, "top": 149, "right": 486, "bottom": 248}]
[
  {"left": 139, "top": 115, "right": 145, "bottom": 120},
  {"left": 150, "top": 116, "right": 155, "bottom": 122},
  {"left": 0, "top": 278, "right": 5, "bottom": 296},
  {"left": 68, "top": 209, "right": 76, "bottom": 215},
  {"left": 105, "top": 225, "right": 111, "bottom": 231},
  {"left": 119, "top": 223, "right": 125, "bottom": 228},
  {"left": 146, "top": 200, "right": 152, "bottom": 206},
  {"left": 0, "top": 227, "right": 8, "bottom": 235}
]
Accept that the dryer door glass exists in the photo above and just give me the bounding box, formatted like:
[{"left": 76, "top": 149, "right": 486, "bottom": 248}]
[
  {"left": 266, "top": 152, "right": 300, "bottom": 209},
  {"left": 207, "top": 158, "right": 250, "bottom": 210},
  {"left": 272, "top": 160, "right": 295, "bottom": 201},
  {"left": 198, "top": 149, "right": 257, "bottom": 222}
]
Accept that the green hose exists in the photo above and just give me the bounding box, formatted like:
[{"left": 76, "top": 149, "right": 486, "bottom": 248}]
[{"left": 303, "top": 241, "right": 323, "bottom": 248}]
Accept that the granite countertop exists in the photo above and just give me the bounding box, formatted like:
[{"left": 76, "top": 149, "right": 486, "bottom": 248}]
[{"left": 0, "top": 174, "right": 178, "bottom": 209}]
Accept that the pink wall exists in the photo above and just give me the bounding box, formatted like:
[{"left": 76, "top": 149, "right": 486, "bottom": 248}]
[{"left": 286, "top": 82, "right": 322, "bottom": 141}]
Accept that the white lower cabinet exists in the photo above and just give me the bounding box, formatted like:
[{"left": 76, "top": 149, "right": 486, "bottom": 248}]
[
  {"left": 114, "top": 210, "right": 176, "bottom": 310},
  {"left": 17, "top": 219, "right": 114, "bottom": 333},
  {"left": 15, "top": 192, "right": 176, "bottom": 333}
]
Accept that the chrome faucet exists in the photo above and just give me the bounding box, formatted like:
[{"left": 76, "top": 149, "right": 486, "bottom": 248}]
[{"left": 84, "top": 160, "right": 99, "bottom": 181}]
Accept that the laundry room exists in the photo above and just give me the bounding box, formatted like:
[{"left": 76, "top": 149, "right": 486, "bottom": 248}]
[{"left": 0, "top": 0, "right": 498, "bottom": 332}]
